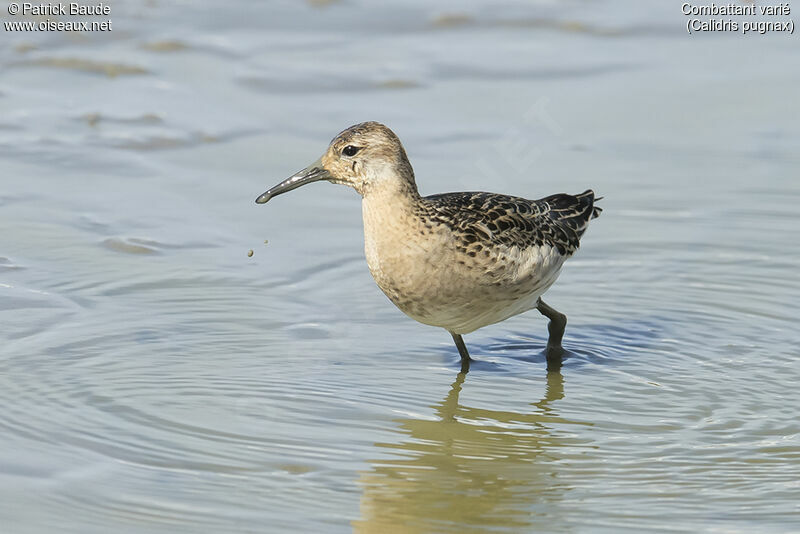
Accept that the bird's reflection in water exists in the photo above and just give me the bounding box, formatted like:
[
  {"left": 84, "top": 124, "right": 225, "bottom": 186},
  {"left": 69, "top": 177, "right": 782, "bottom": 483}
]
[{"left": 353, "top": 369, "right": 589, "bottom": 533}]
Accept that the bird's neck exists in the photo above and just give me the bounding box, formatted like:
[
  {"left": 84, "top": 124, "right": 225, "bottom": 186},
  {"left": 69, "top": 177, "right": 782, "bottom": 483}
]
[
  {"left": 361, "top": 164, "right": 422, "bottom": 209},
  {"left": 361, "top": 170, "right": 426, "bottom": 272},
  {"left": 361, "top": 178, "right": 421, "bottom": 222}
]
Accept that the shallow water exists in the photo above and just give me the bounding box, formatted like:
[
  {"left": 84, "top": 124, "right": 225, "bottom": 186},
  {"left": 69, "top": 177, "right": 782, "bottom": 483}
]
[{"left": 1, "top": 1, "right": 799, "bottom": 532}]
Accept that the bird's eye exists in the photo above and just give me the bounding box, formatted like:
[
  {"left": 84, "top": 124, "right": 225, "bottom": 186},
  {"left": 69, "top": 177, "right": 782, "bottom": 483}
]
[{"left": 342, "top": 145, "right": 361, "bottom": 157}]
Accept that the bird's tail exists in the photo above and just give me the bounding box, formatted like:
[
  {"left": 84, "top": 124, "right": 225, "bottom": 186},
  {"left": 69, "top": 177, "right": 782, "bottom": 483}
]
[{"left": 576, "top": 189, "right": 602, "bottom": 219}]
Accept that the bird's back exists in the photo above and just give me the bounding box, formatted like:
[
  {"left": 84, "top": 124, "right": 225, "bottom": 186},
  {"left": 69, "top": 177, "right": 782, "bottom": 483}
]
[{"left": 421, "top": 189, "right": 601, "bottom": 256}]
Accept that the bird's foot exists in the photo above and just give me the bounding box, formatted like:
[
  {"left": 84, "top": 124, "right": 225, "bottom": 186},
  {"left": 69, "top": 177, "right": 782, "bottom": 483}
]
[
  {"left": 451, "top": 332, "right": 473, "bottom": 374},
  {"left": 544, "top": 343, "right": 564, "bottom": 372},
  {"left": 536, "top": 298, "right": 567, "bottom": 371}
]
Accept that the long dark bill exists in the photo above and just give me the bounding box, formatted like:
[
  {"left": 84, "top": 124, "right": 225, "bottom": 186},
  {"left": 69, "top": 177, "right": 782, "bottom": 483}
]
[{"left": 255, "top": 158, "right": 332, "bottom": 204}]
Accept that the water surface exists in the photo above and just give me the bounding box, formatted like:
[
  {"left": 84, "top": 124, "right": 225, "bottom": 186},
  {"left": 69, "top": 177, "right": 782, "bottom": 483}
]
[{"left": 1, "top": 1, "right": 799, "bottom": 532}]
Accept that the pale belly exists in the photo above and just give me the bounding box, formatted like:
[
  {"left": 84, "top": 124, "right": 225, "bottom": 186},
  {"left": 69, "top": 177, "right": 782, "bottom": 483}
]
[{"left": 371, "top": 255, "right": 564, "bottom": 334}]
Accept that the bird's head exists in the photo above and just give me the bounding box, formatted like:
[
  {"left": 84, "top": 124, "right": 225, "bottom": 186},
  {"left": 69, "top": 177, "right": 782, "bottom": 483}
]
[{"left": 255, "top": 121, "right": 416, "bottom": 204}]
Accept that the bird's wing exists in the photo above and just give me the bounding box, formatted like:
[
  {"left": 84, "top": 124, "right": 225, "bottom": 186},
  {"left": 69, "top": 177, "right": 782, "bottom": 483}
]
[{"left": 423, "top": 190, "right": 601, "bottom": 255}]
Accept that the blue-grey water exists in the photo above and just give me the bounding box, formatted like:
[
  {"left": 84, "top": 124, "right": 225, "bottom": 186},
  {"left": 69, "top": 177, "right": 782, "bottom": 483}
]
[{"left": 1, "top": 1, "right": 799, "bottom": 532}]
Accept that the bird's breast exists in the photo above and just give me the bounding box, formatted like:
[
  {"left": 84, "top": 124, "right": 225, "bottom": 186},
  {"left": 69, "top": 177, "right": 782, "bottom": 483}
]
[{"left": 362, "top": 198, "right": 447, "bottom": 291}]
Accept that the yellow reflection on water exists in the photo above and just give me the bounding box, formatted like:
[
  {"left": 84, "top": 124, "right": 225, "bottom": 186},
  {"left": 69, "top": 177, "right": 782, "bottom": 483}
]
[{"left": 354, "top": 371, "right": 589, "bottom": 533}]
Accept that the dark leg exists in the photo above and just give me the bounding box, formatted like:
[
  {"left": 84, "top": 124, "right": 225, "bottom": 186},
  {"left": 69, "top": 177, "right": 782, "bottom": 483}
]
[
  {"left": 450, "top": 332, "right": 472, "bottom": 373},
  {"left": 536, "top": 297, "right": 566, "bottom": 362}
]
